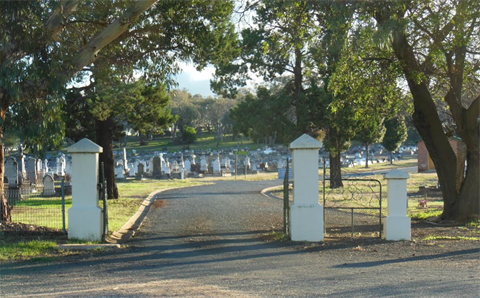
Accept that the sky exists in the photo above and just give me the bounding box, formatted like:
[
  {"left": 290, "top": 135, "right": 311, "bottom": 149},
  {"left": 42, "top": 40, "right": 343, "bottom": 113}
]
[
  {"left": 175, "top": 62, "right": 263, "bottom": 97},
  {"left": 175, "top": 63, "right": 216, "bottom": 97}
]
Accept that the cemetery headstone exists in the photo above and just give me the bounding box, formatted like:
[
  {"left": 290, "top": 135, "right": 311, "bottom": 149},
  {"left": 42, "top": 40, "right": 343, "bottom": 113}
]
[
  {"left": 212, "top": 157, "right": 221, "bottom": 174},
  {"left": 5, "top": 157, "right": 18, "bottom": 187},
  {"left": 200, "top": 157, "right": 208, "bottom": 172},
  {"left": 42, "top": 174, "right": 55, "bottom": 196},
  {"left": 115, "top": 164, "right": 125, "bottom": 179},
  {"left": 26, "top": 158, "right": 37, "bottom": 184},
  {"left": 152, "top": 156, "right": 161, "bottom": 177},
  {"left": 18, "top": 144, "right": 26, "bottom": 181},
  {"left": 137, "top": 163, "right": 145, "bottom": 178},
  {"left": 184, "top": 159, "right": 192, "bottom": 173},
  {"left": 43, "top": 159, "right": 49, "bottom": 174}
]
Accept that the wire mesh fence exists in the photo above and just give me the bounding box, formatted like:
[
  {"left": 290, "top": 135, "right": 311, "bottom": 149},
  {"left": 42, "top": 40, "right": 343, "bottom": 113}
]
[{"left": 1, "top": 183, "right": 68, "bottom": 235}]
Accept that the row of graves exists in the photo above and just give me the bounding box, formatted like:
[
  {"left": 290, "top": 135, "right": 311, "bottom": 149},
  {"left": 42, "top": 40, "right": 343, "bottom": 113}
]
[
  {"left": 113, "top": 147, "right": 294, "bottom": 180},
  {"left": 4, "top": 152, "right": 72, "bottom": 202}
]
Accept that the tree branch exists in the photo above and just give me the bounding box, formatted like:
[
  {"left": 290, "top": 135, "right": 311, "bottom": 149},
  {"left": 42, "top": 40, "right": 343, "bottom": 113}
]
[
  {"left": 67, "top": 0, "right": 158, "bottom": 78},
  {"left": 45, "top": 0, "right": 79, "bottom": 41}
]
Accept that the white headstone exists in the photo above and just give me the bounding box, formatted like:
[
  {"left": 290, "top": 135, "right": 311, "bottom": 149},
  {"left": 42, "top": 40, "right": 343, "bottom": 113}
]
[
  {"left": 128, "top": 163, "right": 135, "bottom": 176},
  {"left": 244, "top": 156, "right": 250, "bottom": 167},
  {"left": 200, "top": 157, "right": 207, "bottom": 172},
  {"left": 115, "top": 164, "right": 125, "bottom": 179},
  {"left": 184, "top": 159, "right": 192, "bottom": 173},
  {"left": 65, "top": 159, "right": 72, "bottom": 176},
  {"left": 212, "top": 157, "right": 221, "bottom": 174},
  {"left": 42, "top": 174, "right": 55, "bottom": 196},
  {"left": 225, "top": 157, "right": 231, "bottom": 169},
  {"left": 43, "top": 159, "right": 49, "bottom": 174},
  {"left": 123, "top": 148, "right": 128, "bottom": 168}
]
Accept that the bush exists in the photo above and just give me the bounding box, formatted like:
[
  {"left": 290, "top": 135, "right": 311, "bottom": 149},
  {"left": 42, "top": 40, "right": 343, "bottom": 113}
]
[{"left": 182, "top": 126, "right": 197, "bottom": 144}]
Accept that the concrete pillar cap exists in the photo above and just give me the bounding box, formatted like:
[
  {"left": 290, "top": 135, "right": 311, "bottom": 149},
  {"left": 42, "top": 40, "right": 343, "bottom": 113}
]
[
  {"left": 289, "top": 134, "right": 322, "bottom": 150},
  {"left": 67, "top": 138, "right": 103, "bottom": 154},
  {"left": 384, "top": 169, "right": 410, "bottom": 179}
]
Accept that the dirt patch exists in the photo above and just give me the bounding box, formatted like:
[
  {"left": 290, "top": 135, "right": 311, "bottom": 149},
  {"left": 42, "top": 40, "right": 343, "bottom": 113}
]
[
  {"left": 1, "top": 221, "right": 67, "bottom": 242},
  {"left": 259, "top": 218, "right": 479, "bottom": 264},
  {"left": 152, "top": 199, "right": 167, "bottom": 209}
]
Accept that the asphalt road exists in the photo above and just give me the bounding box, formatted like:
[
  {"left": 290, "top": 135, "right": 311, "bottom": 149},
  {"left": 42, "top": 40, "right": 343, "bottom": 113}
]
[{"left": 1, "top": 179, "right": 479, "bottom": 297}]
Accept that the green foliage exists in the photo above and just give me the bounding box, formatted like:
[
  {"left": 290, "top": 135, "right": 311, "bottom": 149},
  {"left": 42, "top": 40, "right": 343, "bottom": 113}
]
[
  {"left": 355, "top": 114, "right": 386, "bottom": 147},
  {"left": 182, "top": 126, "right": 197, "bottom": 144},
  {"left": 125, "top": 81, "right": 177, "bottom": 137},
  {"left": 382, "top": 116, "right": 408, "bottom": 153},
  {"left": 8, "top": 95, "right": 66, "bottom": 156},
  {"left": 229, "top": 86, "right": 294, "bottom": 145}
]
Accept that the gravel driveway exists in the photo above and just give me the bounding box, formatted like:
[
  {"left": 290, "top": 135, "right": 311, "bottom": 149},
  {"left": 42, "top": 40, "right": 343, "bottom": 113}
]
[{"left": 1, "top": 179, "right": 479, "bottom": 297}]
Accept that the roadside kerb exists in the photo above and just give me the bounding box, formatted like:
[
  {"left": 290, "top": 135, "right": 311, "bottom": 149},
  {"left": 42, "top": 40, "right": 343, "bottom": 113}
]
[
  {"left": 57, "top": 187, "right": 182, "bottom": 250},
  {"left": 260, "top": 185, "right": 284, "bottom": 201},
  {"left": 108, "top": 187, "right": 183, "bottom": 244}
]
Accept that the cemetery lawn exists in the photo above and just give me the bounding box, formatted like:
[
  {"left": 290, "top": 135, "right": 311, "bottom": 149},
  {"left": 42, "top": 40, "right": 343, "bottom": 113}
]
[
  {"left": 0, "top": 178, "right": 207, "bottom": 262},
  {"left": 123, "top": 134, "right": 267, "bottom": 153}
]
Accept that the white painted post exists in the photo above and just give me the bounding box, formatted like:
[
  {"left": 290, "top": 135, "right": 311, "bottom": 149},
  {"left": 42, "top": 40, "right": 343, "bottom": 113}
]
[
  {"left": 289, "top": 134, "right": 324, "bottom": 242},
  {"left": 384, "top": 169, "right": 411, "bottom": 240},
  {"left": 67, "top": 138, "right": 103, "bottom": 241}
]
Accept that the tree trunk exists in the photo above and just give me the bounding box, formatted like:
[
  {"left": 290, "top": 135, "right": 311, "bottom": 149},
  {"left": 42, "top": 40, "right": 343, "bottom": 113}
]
[
  {"left": 329, "top": 151, "right": 343, "bottom": 188},
  {"left": 0, "top": 98, "right": 11, "bottom": 222},
  {"left": 390, "top": 151, "right": 393, "bottom": 165},
  {"left": 456, "top": 151, "right": 480, "bottom": 219},
  {"left": 96, "top": 117, "right": 119, "bottom": 200},
  {"left": 412, "top": 95, "right": 463, "bottom": 219}
]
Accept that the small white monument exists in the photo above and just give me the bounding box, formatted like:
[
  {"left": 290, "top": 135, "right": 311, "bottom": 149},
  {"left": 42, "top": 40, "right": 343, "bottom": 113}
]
[
  {"left": 67, "top": 138, "right": 103, "bottom": 241},
  {"left": 212, "top": 157, "right": 221, "bottom": 174},
  {"left": 383, "top": 170, "right": 411, "bottom": 240},
  {"left": 200, "top": 157, "right": 208, "bottom": 172},
  {"left": 184, "top": 159, "right": 192, "bottom": 173},
  {"left": 42, "top": 174, "right": 55, "bottom": 196},
  {"left": 115, "top": 164, "right": 125, "bottom": 179},
  {"left": 289, "top": 134, "right": 324, "bottom": 242}
]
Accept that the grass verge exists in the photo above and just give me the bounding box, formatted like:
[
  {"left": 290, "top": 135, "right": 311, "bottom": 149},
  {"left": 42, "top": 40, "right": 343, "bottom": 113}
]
[{"left": 0, "top": 240, "right": 58, "bottom": 262}]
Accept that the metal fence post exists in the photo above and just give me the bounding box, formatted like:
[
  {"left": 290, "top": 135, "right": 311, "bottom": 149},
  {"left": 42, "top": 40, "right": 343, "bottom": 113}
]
[
  {"left": 283, "top": 159, "right": 290, "bottom": 235},
  {"left": 61, "top": 179, "right": 66, "bottom": 235}
]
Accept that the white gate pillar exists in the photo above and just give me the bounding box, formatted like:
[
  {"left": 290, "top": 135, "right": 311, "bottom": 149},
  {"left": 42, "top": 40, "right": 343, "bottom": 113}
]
[
  {"left": 289, "top": 134, "right": 324, "bottom": 242},
  {"left": 67, "top": 138, "right": 103, "bottom": 241},
  {"left": 383, "top": 170, "right": 411, "bottom": 240}
]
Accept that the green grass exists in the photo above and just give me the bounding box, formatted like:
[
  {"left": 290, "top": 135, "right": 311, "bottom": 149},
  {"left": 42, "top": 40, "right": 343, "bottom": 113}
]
[
  {"left": 123, "top": 134, "right": 266, "bottom": 154},
  {"left": 423, "top": 235, "right": 480, "bottom": 241},
  {"left": 0, "top": 240, "right": 58, "bottom": 261},
  {"left": 11, "top": 197, "right": 72, "bottom": 230},
  {"left": 466, "top": 219, "right": 480, "bottom": 228},
  {"left": 409, "top": 210, "right": 443, "bottom": 220},
  {"left": 342, "top": 156, "right": 418, "bottom": 174}
]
